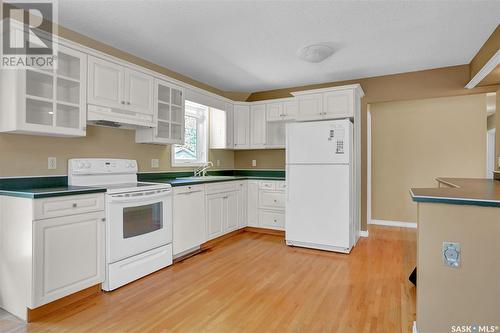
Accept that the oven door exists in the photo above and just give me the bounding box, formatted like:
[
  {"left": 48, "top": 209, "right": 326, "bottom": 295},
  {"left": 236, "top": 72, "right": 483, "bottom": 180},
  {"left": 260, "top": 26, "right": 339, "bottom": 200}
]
[{"left": 106, "top": 188, "right": 172, "bottom": 263}]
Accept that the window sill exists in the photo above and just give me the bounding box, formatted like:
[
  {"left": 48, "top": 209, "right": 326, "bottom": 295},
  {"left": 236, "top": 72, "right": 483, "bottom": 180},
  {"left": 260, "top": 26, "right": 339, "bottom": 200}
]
[{"left": 171, "top": 162, "right": 207, "bottom": 168}]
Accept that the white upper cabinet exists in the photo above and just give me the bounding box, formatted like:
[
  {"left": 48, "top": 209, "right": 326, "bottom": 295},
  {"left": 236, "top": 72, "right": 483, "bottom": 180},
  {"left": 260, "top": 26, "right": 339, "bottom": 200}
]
[
  {"left": 250, "top": 103, "right": 266, "bottom": 148},
  {"left": 292, "top": 85, "right": 364, "bottom": 121},
  {"left": 283, "top": 99, "right": 298, "bottom": 120},
  {"left": 323, "top": 89, "right": 354, "bottom": 119},
  {"left": 296, "top": 93, "right": 323, "bottom": 121},
  {"left": 266, "top": 102, "right": 283, "bottom": 121},
  {"left": 266, "top": 99, "right": 298, "bottom": 122},
  {"left": 0, "top": 44, "right": 87, "bottom": 137},
  {"left": 125, "top": 69, "right": 154, "bottom": 114},
  {"left": 88, "top": 56, "right": 123, "bottom": 109},
  {"left": 88, "top": 56, "right": 153, "bottom": 115},
  {"left": 209, "top": 102, "right": 234, "bottom": 149},
  {"left": 225, "top": 103, "right": 234, "bottom": 149},
  {"left": 136, "top": 79, "right": 185, "bottom": 145},
  {"left": 233, "top": 103, "right": 250, "bottom": 149}
]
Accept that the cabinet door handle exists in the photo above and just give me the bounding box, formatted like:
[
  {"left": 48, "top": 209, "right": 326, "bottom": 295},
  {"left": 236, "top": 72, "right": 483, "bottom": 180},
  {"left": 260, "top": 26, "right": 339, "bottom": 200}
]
[
  {"left": 127, "top": 101, "right": 131, "bottom": 105},
  {"left": 101, "top": 218, "right": 106, "bottom": 222},
  {"left": 121, "top": 101, "right": 125, "bottom": 104},
  {"left": 72, "top": 203, "right": 77, "bottom": 208}
]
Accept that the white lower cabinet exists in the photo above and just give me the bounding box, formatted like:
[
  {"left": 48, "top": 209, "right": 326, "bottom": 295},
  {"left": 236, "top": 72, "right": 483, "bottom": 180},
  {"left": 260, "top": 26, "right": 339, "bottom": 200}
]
[
  {"left": 32, "top": 210, "right": 105, "bottom": 308},
  {"left": 225, "top": 191, "right": 239, "bottom": 232},
  {"left": 247, "top": 180, "right": 260, "bottom": 227},
  {"left": 173, "top": 185, "right": 206, "bottom": 257},
  {"left": 237, "top": 181, "right": 247, "bottom": 228},
  {"left": 170, "top": 180, "right": 284, "bottom": 255},
  {"left": 0, "top": 193, "right": 105, "bottom": 321},
  {"left": 206, "top": 190, "right": 239, "bottom": 240},
  {"left": 246, "top": 180, "right": 286, "bottom": 231},
  {"left": 259, "top": 210, "right": 285, "bottom": 229},
  {"left": 206, "top": 192, "right": 225, "bottom": 240}
]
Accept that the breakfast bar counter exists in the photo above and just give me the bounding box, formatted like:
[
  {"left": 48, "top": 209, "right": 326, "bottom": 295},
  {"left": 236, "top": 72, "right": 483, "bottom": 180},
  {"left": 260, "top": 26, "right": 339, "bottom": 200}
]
[
  {"left": 410, "top": 176, "right": 500, "bottom": 333},
  {"left": 410, "top": 177, "right": 500, "bottom": 207}
]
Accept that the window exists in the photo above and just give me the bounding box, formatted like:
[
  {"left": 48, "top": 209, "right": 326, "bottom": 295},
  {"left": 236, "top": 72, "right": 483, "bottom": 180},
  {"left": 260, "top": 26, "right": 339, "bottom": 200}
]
[{"left": 172, "top": 100, "right": 208, "bottom": 167}]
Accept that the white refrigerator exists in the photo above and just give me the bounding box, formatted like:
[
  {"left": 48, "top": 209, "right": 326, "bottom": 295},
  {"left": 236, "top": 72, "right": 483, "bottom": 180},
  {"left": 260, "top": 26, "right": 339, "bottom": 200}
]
[{"left": 285, "top": 119, "right": 359, "bottom": 253}]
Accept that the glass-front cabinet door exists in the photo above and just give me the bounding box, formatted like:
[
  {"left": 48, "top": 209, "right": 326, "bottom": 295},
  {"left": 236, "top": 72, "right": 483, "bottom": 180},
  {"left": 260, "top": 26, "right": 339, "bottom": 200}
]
[
  {"left": 136, "top": 79, "right": 185, "bottom": 144},
  {"left": 154, "top": 80, "right": 184, "bottom": 144},
  {"left": 21, "top": 45, "right": 87, "bottom": 136}
]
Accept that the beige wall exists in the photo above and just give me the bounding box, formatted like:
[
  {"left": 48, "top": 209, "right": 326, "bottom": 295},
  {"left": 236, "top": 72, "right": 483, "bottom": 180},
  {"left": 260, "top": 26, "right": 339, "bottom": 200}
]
[
  {"left": 371, "top": 94, "right": 487, "bottom": 223},
  {"left": 0, "top": 126, "right": 234, "bottom": 176},
  {"left": 233, "top": 150, "right": 285, "bottom": 169}
]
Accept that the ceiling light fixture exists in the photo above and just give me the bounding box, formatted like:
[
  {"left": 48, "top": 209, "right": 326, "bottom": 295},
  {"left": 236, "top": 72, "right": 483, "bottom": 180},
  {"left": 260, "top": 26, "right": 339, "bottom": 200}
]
[{"left": 297, "top": 43, "right": 335, "bottom": 63}]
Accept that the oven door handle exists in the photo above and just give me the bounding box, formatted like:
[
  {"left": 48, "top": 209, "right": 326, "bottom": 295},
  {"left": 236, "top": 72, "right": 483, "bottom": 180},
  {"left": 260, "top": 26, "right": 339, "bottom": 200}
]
[{"left": 108, "top": 189, "right": 171, "bottom": 203}]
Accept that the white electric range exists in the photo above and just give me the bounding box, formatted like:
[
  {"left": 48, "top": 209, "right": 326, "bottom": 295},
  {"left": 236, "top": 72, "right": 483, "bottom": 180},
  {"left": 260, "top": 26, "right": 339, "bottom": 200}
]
[{"left": 68, "top": 158, "right": 172, "bottom": 291}]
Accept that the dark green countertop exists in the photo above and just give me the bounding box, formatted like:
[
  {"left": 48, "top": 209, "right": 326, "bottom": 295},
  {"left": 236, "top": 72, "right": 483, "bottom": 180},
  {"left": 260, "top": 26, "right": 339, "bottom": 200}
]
[
  {"left": 0, "top": 176, "right": 106, "bottom": 198},
  {"left": 410, "top": 178, "right": 500, "bottom": 207},
  {"left": 149, "top": 176, "right": 285, "bottom": 187},
  {"left": 138, "top": 169, "right": 285, "bottom": 187},
  {"left": 0, "top": 186, "right": 106, "bottom": 199},
  {"left": 0, "top": 170, "right": 285, "bottom": 198}
]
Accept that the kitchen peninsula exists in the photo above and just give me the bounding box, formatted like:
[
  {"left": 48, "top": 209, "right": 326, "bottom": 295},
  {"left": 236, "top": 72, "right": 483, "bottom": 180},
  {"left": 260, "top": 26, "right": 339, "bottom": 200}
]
[{"left": 410, "top": 175, "right": 500, "bottom": 333}]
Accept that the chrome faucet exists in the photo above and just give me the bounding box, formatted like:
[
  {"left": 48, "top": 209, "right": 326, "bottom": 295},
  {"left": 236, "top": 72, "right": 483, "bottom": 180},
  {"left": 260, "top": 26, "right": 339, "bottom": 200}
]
[{"left": 194, "top": 161, "right": 213, "bottom": 177}]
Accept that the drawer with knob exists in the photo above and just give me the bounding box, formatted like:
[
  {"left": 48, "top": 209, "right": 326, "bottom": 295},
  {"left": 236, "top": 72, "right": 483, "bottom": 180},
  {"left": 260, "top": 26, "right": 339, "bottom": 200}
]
[
  {"left": 259, "top": 191, "right": 285, "bottom": 209},
  {"left": 259, "top": 210, "right": 285, "bottom": 230},
  {"left": 34, "top": 193, "right": 105, "bottom": 220}
]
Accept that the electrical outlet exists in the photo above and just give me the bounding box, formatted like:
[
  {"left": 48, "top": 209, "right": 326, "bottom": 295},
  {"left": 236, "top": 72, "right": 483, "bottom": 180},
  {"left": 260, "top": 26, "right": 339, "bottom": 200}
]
[
  {"left": 442, "top": 242, "right": 461, "bottom": 268},
  {"left": 48, "top": 157, "right": 57, "bottom": 170},
  {"left": 151, "top": 159, "right": 160, "bottom": 168},
  {"left": 252, "top": 159, "right": 257, "bottom": 167},
  {"left": 216, "top": 160, "right": 220, "bottom": 167}
]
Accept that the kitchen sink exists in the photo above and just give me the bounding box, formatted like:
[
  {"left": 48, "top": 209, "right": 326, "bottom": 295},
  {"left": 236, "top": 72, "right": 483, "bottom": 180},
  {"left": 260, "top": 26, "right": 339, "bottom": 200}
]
[{"left": 177, "top": 176, "right": 237, "bottom": 181}]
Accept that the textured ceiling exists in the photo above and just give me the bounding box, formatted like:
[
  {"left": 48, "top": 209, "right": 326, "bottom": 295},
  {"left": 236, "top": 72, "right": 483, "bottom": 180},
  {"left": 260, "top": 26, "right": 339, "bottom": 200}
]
[{"left": 59, "top": 1, "right": 500, "bottom": 92}]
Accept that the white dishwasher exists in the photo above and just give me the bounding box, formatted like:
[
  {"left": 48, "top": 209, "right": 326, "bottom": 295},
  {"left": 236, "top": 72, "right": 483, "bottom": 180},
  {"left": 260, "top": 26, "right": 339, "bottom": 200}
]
[{"left": 173, "top": 184, "right": 206, "bottom": 257}]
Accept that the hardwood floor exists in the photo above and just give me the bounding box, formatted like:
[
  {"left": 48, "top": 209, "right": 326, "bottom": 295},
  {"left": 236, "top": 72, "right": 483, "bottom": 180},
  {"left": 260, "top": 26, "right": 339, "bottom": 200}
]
[{"left": 1, "top": 226, "right": 416, "bottom": 333}]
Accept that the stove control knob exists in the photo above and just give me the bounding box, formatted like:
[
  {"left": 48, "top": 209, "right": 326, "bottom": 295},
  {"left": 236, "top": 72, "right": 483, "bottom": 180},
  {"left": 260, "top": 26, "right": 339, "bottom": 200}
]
[
  {"left": 77, "top": 162, "right": 85, "bottom": 169},
  {"left": 84, "top": 162, "right": 91, "bottom": 169}
]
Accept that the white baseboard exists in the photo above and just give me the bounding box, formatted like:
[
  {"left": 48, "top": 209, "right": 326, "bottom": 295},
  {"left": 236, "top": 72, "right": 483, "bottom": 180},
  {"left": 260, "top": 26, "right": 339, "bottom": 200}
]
[
  {"left": 369, "top": 219, "right": 417, "bottom": 228},
  {"left": 359, "top": 230, "right": 369, "bottom": 237}
]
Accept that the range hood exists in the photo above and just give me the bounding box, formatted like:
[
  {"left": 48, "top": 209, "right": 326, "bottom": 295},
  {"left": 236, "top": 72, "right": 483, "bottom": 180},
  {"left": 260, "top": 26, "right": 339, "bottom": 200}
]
[{"left": 87, "top": 104, "right": 155, "bottom": 129}]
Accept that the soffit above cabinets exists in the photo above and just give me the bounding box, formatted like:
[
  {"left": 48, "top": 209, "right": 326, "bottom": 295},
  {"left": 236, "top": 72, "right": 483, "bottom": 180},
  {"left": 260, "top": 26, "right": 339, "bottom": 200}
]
[{"left": 59, "top": 1, "right": 500, "bottom": 92}]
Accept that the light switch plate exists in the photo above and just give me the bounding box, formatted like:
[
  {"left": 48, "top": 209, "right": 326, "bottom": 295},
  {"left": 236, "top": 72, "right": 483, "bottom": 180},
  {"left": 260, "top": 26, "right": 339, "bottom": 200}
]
[
  {"left": 442, "top": 242, "right": 461, "bottom": 268},
  {"left": 252, "top": 159, "right": 257, "bottom": 167},
  {"left": 151, "top": 159, "right": 160, "bottom": 168},
  {"left": 48, "top": 157, "right": 57, "bottom": 170}
]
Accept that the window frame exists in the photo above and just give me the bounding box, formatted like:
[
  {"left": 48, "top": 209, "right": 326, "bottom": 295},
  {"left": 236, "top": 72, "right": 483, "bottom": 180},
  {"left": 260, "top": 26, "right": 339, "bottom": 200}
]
[{"left": 171, "top": 101, "right": 208, "bottom": 167}]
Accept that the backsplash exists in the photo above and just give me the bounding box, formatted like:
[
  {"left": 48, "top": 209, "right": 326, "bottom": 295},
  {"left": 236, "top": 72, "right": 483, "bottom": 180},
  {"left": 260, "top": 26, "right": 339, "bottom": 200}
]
[{"left": 0, "top": 125, "right": 234, "bottom": 177}]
